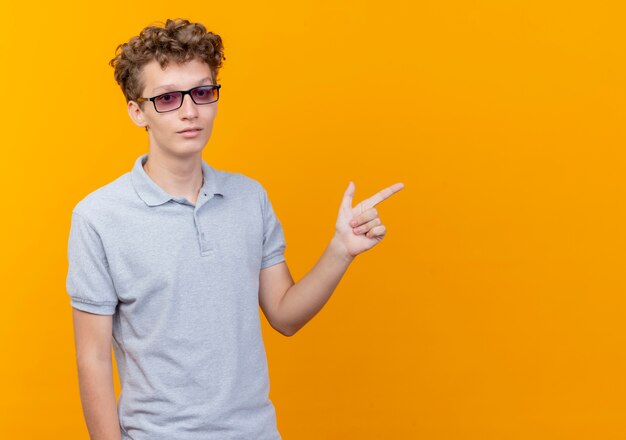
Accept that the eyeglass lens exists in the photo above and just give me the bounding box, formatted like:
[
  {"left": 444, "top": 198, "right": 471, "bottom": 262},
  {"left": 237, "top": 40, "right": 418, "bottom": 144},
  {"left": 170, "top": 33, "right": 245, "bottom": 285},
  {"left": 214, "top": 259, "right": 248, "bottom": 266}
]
[{"left": 154, "top": 86, "right": 219, "bottom": 112}]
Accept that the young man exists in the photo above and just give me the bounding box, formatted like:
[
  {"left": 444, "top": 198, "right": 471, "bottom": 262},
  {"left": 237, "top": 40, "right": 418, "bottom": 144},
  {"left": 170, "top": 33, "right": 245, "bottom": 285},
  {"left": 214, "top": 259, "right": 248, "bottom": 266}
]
[{"left": 66, "top": 18, "right": 403, "bottom": 440}]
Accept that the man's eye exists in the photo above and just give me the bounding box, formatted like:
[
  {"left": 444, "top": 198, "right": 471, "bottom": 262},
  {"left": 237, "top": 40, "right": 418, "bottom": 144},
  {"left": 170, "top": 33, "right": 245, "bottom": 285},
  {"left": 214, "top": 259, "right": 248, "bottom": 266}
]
[
  {"left": 194, "top": 88, "right": 212, "bottom": 97},
  {"left": 157, "top": 94, "right": 174, "bottom": 102}
]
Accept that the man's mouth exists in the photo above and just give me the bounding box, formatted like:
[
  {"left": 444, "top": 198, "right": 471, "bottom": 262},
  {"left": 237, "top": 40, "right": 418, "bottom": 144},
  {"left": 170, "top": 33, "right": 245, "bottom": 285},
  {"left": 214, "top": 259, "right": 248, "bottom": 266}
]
[{"left": 178, "top": 128, "right": 203, "bottom": 133}]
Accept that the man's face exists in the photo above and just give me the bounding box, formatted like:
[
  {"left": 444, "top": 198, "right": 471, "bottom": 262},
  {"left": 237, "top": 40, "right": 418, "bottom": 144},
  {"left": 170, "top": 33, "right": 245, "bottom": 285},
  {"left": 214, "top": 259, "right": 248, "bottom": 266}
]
[{"left": 128, "top": 58, "right": 218, "bottom": 158}]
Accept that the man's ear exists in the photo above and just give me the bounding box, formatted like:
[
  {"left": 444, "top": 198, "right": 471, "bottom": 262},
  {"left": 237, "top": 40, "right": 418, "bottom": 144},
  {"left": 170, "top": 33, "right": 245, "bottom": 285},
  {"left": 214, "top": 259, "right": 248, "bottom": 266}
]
[{"left": 128, "top": 100, "right": 149, "bottom": 130}]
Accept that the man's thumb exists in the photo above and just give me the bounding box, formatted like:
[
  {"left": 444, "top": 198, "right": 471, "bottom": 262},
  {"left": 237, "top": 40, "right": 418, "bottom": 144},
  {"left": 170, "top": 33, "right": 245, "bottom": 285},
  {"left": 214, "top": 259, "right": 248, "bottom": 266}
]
[{"left": 342, "top": 181, "right": 355, "bottom": 210}]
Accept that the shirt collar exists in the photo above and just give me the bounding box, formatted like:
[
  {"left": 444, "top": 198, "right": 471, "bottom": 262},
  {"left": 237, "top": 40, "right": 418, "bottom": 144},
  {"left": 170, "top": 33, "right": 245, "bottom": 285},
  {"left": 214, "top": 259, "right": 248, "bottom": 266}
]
[{"left": 131, "top": 153, "right": 223, "bottom": 207}]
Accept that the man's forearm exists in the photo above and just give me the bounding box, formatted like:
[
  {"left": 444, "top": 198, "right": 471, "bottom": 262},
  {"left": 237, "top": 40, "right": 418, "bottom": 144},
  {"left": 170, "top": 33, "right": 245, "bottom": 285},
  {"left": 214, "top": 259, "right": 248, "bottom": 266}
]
[
  {"left": 278, "top": 235, "right": 354, "bottom": 335},
  {"left": 76, "top": 359, "right": 122, "bottom": 440}
]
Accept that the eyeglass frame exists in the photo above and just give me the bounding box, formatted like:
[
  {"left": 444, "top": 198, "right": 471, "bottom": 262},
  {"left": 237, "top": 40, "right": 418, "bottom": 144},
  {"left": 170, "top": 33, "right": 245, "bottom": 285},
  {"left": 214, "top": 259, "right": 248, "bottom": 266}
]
[{"left": 135, "top": 84, "right": 221, "bottom": 113}]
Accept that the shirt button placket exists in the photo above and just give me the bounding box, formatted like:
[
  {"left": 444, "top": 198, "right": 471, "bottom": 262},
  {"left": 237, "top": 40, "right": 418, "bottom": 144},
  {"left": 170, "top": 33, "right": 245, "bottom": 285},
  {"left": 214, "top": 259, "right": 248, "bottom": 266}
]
[{"left": 194, "top": 197, "right": 213, "bottom": 255}]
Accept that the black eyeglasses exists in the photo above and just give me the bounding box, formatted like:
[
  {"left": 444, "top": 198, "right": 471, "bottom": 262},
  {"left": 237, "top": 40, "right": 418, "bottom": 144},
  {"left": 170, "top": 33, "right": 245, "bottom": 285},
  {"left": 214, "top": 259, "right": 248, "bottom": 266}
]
[{"left": 136, "top": 84, "right": 221, "bottom": 113}]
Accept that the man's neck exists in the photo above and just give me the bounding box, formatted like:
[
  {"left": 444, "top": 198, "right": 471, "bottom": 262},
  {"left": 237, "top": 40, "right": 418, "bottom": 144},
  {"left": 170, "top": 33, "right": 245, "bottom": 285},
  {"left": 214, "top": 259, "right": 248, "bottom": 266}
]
[{"left": 142, "top": 149, "right": 204, "bottom": 202}]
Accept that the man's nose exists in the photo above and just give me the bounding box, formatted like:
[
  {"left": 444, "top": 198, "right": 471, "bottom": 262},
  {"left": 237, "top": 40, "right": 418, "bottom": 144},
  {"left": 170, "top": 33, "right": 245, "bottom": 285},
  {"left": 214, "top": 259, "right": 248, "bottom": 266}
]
[{"left": 179, "top": 93, "right": 199, "bottom": 117}]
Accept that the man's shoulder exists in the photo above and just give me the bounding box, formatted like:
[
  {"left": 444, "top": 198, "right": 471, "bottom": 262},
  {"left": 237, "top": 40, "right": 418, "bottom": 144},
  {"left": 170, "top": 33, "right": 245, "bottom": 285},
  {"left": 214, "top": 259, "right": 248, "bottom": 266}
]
[
  {"left": 214, "top": 168, "right": 268, "bottom": 197},
  {"left": 71, "top": 172, "right": 133, "bottom": 222}
]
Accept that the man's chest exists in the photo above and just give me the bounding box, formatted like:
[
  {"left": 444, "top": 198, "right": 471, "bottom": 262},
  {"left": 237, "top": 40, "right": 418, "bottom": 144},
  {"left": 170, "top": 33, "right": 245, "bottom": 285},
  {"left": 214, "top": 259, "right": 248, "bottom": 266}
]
[{"left": 102, "top": 194, "right": 264, "bottom": 308}]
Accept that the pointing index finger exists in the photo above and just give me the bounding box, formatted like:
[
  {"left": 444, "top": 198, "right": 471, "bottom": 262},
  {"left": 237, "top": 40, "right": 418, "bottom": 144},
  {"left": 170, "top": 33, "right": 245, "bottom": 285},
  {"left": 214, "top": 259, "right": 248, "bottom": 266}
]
[{"left": 361, "top": 182, "right": 405, "bottom": 210}]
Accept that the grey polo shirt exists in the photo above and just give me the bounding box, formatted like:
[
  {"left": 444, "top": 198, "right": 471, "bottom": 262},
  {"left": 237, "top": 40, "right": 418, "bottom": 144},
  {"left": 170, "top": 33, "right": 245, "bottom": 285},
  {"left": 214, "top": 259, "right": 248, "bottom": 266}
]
[{"left": 66, "top": 153, "right": 286, "bottom": 440}]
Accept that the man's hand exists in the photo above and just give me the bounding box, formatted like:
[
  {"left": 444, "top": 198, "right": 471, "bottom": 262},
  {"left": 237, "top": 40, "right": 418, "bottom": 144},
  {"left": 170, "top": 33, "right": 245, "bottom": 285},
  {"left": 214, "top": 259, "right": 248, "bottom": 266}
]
[
  {"left": 333, "top": 181, "right": 405, "bottom": 259},
  {"left": 261, "top": 180, "right": 404, "bottom": 336}
]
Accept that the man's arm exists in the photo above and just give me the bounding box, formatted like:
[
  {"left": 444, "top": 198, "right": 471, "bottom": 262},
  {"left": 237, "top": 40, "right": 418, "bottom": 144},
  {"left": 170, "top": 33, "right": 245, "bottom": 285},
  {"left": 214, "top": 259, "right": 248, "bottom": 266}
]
[
  {"left": 71, "top": 308, "right": 122, "bottom": 440},
  {"left": 259, "top": 181, "right": 404, "bottom": 336},
  {"left": 259, "top": 236, "right": 353, "bottom": 336}
]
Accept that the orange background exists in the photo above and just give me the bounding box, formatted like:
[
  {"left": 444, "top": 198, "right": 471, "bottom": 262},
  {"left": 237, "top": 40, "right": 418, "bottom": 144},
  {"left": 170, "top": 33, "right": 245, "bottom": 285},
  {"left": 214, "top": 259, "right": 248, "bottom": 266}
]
[{"left": 1, "top": 1, "right": 625, "bottom": 438}]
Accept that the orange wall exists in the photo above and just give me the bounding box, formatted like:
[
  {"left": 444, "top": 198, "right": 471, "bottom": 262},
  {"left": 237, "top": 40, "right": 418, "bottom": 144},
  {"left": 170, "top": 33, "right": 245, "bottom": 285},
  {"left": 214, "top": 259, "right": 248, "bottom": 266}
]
[{"left": 1, "top": 1, "right": 625, "bottom": 438}]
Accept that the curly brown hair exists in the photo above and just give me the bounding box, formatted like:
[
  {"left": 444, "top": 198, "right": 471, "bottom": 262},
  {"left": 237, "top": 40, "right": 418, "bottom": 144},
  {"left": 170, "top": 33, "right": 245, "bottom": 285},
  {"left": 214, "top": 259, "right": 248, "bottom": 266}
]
[{"left": 109, "top": 18, "right": 225, "bottom": 111}]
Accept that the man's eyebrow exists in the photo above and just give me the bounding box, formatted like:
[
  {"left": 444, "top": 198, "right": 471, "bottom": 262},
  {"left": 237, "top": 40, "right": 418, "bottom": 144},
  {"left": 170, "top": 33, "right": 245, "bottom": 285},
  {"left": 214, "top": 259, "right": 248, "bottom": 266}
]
[{"left": 151, "top": 77, "right": 213, "bottom": 94}]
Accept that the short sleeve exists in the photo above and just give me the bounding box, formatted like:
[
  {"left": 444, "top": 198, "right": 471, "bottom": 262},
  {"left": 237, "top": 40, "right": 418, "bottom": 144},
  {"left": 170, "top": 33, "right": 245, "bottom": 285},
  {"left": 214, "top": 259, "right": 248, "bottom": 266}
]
[
  {"left": 66, "top": 211, "right": 119, "bottom": 315},
  {"left": 260, "top": 188, "right": 287, "bottom": 269}
]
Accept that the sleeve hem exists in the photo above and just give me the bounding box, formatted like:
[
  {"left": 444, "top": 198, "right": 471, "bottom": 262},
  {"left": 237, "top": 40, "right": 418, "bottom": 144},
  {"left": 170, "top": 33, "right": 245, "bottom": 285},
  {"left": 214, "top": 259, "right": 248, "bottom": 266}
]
[
  {"left": 261, "top": 253, "right": 286, "bottom": 269},
  {"left": 70, "top": 297, "right": 117, "bottom": 315}
]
